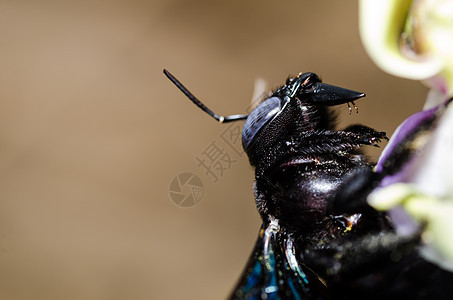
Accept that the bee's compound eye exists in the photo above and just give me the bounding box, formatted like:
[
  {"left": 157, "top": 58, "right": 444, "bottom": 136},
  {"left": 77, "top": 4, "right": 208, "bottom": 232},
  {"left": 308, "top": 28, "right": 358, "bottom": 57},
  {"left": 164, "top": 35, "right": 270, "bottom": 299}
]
[{"left": 242, "top": 97, "right": 282, "bottom": 152}]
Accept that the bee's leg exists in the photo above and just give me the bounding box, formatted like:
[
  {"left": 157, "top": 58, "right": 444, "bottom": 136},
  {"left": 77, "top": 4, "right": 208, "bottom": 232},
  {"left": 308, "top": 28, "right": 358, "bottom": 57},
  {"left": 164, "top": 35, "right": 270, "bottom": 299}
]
[
  {"left": 328, "top": 166, "right": 383, "bottom": 215},
  {"left": 301, "top": 230, "right": 420, "bottom": 283},
  {"left": 343, "top": 124, "right": 388, "bottom": 147}
]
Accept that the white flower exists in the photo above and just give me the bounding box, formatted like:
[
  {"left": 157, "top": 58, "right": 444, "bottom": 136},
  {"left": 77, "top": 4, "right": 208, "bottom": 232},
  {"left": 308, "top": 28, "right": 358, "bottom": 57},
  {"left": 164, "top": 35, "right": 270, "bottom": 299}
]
[{"left": 360, "top": 0, "right": 453, "bottom": 270}]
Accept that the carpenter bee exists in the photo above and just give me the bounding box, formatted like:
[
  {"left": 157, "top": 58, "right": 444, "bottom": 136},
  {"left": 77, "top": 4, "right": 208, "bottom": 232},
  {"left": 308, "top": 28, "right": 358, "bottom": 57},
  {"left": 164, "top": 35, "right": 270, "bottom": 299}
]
[{"left": 164, "top": 70, "right": 453, "bottom": 299}]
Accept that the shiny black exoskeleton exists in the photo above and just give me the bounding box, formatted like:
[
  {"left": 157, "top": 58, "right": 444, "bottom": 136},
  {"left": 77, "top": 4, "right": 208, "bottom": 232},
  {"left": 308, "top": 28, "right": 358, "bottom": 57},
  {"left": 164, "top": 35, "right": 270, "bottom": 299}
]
[
  {"left": 163, "top": 69, "right": 453, "bottom": 299},
  {"left": 242, "top": 72, "right": 387, "bottom": 234}
]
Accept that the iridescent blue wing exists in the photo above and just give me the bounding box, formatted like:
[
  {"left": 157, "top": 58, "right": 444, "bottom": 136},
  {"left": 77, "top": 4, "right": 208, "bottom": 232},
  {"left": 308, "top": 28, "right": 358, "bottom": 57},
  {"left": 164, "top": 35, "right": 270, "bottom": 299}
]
[{"left": 229, "top": 221, "right": 329, "bottom": 300}]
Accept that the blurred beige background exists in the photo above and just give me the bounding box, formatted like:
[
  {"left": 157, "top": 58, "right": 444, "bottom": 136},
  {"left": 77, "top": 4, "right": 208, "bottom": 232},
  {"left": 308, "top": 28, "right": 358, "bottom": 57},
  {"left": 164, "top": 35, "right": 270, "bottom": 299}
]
[{"left": 0, "top": 1, "right": 428, "bottom": 299}]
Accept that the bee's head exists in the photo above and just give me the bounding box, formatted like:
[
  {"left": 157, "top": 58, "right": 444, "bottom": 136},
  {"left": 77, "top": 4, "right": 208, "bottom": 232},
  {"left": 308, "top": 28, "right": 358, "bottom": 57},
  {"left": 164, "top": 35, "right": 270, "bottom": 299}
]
[
  {"left": 242, "top": 72, "right": 365, "bottom": 166},
  {"left": 163, "top": 69, "right": 365, "bottom": 167}
]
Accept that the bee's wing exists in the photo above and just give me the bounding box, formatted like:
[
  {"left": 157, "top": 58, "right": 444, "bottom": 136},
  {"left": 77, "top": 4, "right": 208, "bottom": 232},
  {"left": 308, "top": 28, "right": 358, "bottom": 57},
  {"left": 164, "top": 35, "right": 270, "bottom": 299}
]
[{"left": 229, "top": 223, "right": 328, "bottom": 299}]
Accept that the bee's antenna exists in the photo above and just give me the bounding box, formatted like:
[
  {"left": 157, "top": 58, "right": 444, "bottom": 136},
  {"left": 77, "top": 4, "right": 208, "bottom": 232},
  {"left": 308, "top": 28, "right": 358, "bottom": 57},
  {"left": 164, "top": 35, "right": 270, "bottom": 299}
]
[{"left": 163, "top": 69, "right": 248, "bottom": 123}]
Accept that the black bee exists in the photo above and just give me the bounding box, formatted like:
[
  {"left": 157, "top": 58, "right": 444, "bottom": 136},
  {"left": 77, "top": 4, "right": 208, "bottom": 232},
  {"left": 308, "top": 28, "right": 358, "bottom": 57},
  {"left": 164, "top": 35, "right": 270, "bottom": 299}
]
[{"left": 164, "top": 70, "right": 453, "bottom": 299}]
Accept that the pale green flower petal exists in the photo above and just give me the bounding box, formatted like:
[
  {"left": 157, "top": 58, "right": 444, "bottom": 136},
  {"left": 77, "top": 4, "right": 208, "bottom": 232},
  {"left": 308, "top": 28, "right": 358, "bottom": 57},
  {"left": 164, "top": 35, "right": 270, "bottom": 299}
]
[
  {"left": 409, "top": 199, "right": 453, "bottom": 271},
  {"left": 368, "top": 183, "right": 419, "bottom": 210},
  {"left": 360, "top": 0, "right": 443, "bottom": 80},
  {"left": 370, "top": 183, "right": 453, "bottom": 270}
]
